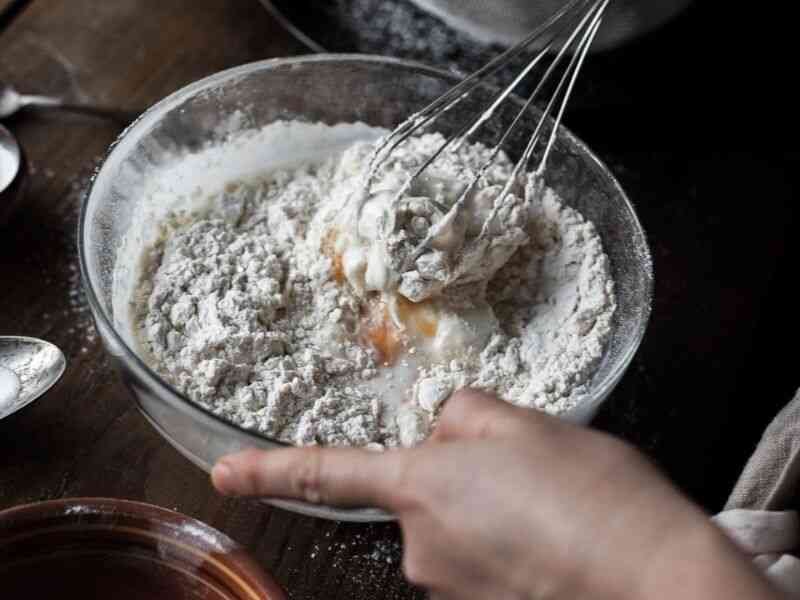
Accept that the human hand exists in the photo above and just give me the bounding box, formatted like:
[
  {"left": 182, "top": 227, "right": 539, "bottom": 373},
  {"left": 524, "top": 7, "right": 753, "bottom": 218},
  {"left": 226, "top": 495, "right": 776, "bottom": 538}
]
[{"left": 212, "top": 390, "right": 781, "bottom": 600}]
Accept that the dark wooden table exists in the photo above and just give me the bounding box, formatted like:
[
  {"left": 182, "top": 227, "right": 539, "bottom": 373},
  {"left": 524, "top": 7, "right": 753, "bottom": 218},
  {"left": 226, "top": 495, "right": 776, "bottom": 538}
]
[{"left": 1, "top": 2, "right": 798, "bottom": 599}]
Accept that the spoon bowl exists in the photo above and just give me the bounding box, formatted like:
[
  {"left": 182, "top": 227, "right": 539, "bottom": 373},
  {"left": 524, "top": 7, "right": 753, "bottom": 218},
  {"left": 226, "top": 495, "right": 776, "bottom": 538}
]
[
  {"left": 0, "top": 336, "right": 66, "bottom": 420},
  {"left": 0, "top": 124, "right": 21, "bottom": 195}
]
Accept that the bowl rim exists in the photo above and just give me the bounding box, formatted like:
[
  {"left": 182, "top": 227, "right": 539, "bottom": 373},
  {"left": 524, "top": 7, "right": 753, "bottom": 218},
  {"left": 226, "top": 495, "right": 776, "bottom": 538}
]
[
  {"left": 0, "top": 497, "right": 235, "bottom": 544},
  {"left": 78, "top": 53, "right": 654, "bottom": 501},
  {"left": 0, "top": 497, "right": 286, "bottom": 600}
]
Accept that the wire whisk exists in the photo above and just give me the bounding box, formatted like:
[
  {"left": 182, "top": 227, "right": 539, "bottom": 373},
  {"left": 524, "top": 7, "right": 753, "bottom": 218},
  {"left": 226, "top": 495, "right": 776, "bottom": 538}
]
[{"left": 353, "top": 0, "right": 610, "bottom": 273}]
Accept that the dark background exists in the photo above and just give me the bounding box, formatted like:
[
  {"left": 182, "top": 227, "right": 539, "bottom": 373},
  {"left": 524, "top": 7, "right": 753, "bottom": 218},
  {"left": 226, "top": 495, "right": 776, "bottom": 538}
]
[{"left": 574, "top": 1, "right": 800, "bottom": 511}]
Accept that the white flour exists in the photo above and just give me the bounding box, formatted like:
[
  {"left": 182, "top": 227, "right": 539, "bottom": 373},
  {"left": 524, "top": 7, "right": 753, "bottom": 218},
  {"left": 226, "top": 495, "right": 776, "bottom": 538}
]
[{"left": 132, "top": 122, "right": 616, "bottom": 448}]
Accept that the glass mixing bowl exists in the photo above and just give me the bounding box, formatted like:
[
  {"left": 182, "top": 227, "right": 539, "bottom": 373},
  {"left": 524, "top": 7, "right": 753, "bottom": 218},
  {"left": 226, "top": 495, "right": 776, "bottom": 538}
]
[{"left": 79, "top": 55, "right": 653, "bottom": 522}]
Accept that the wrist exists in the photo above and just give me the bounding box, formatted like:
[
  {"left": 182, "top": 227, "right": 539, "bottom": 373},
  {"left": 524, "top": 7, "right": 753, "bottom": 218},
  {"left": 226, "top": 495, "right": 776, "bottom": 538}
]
[
  {"left": 545, "top": 477, "right": 768, "bottom": 600},
  {"left": 583, "top": 493, "right": 711, "bottom": 600},
  {"left": 506, "top": 469, "right": 706, "bottom": 600},
  {"left": 632, "top": 517, "right": 780, "bottom": 600}
]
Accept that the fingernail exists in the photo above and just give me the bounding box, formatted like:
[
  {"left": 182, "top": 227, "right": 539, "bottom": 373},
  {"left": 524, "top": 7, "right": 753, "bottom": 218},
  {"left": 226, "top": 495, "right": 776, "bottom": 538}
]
[{"left": 212, "top": 461, "right": 236, "bottom": 495}]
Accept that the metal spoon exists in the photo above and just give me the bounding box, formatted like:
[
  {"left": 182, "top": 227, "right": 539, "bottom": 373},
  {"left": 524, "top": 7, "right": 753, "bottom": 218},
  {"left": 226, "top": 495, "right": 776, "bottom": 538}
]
[
  {"left": 0, "top": 81, "right": 138, "bottom": 124},
  {"left": 0, "top": 336, "right": 66, "bottom": 420},
  {"left": 0, "top": 124, "right": 20, "bottom": 195}
]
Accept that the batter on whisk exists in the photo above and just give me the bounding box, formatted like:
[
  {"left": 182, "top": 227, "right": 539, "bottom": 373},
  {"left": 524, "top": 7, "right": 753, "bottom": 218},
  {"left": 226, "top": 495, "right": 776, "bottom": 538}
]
[{"left": 314, "top": 132, "right": 531, "bottom": 362}]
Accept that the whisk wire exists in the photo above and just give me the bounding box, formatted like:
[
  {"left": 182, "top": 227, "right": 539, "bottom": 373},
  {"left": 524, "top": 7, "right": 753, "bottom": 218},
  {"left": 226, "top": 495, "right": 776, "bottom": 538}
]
[
  {"left": 395, "top": 45, "right": 551, "bottom": 207},
  {"left": 535, "top": 0, "right": 608, "bottom": 176},
  {"left": 478, "top": 0, "right": 607, "bottom": 242},
  {"left": 405, "top": 0, "right": 607, "bottom": 265},
  {"left": 366, "top": 0, "right": 593, "bottom": 176},
  {"left": 360, "top": 0, "right": 609, "bottom": 273}
]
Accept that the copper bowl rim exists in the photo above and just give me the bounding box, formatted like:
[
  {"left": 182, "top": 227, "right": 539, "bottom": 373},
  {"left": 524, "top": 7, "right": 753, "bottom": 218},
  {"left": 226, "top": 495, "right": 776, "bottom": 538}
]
[{"left": 0, "top": 497, "right": 286, "bottom": 600}]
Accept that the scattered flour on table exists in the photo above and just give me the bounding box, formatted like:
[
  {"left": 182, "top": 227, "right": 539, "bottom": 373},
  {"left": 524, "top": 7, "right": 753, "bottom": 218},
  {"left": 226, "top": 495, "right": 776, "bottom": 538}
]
[{"left": 132, "top": 122, "right": 616, "bottom": 448}]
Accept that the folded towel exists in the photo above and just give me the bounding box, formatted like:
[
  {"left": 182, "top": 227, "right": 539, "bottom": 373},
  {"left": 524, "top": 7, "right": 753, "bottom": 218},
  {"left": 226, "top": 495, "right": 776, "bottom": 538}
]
[
  {"left": 716, "top": 389, "right": 800, "bottom": 595},
  {"left": 407, "top": 0, "right": 693, "bottom": 50},
  {"left": 726, "top": 390, "right": 800, "bottom": 512}
]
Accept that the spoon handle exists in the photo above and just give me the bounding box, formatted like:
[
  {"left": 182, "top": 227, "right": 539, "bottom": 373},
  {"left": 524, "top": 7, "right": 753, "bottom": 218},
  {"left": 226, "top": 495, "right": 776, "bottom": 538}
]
[
  {"left": 48, "top": 103, "right": 139, "bottom": 125},
  {"left": 21, "top": 95, "right": 138, "bottom": 125},
  {"left": 17, "top": 94, "right": 62, "bottom": 109}
]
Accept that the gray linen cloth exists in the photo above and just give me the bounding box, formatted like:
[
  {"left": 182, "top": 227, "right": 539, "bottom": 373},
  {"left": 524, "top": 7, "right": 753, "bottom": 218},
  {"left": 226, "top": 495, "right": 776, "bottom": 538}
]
[
  {"left": 407, "top": 0, "right": 693, "bottom": 50},
  {"left": 714, "top": 389, "right": 800, "bottom": 595}
]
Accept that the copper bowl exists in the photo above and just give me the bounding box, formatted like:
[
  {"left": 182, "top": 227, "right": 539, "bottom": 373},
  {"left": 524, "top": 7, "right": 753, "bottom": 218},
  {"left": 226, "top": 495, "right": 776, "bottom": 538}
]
[{"left": 0, "top": 498, "right": 285, "bottom": 600}]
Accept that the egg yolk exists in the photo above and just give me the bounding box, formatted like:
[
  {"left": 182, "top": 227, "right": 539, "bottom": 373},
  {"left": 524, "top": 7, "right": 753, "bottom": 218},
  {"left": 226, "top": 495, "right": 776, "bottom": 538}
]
[{"left": 361, "top": 296, "right": 438, "bottom": 365}]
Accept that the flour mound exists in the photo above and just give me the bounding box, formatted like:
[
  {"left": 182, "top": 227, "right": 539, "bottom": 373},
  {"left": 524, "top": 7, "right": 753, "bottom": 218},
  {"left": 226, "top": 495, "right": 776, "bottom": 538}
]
[{"left": 134, "top": 125, "right": 616, "bottom": 448}]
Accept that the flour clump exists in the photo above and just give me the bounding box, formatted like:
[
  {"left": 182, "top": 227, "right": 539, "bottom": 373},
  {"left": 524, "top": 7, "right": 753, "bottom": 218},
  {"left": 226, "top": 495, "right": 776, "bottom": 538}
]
[{"left": 133, "top": 122, "right": 616, "bottom": 448}]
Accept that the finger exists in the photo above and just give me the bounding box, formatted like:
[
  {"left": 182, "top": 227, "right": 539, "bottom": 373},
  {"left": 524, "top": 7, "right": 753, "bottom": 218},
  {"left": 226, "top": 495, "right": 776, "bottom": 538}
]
[
  {"left": 432, "top": 388, "right": 558, "bottom": 441},
  {"left": 212, "top": 446, "right": 410, "bottom": 510}
]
